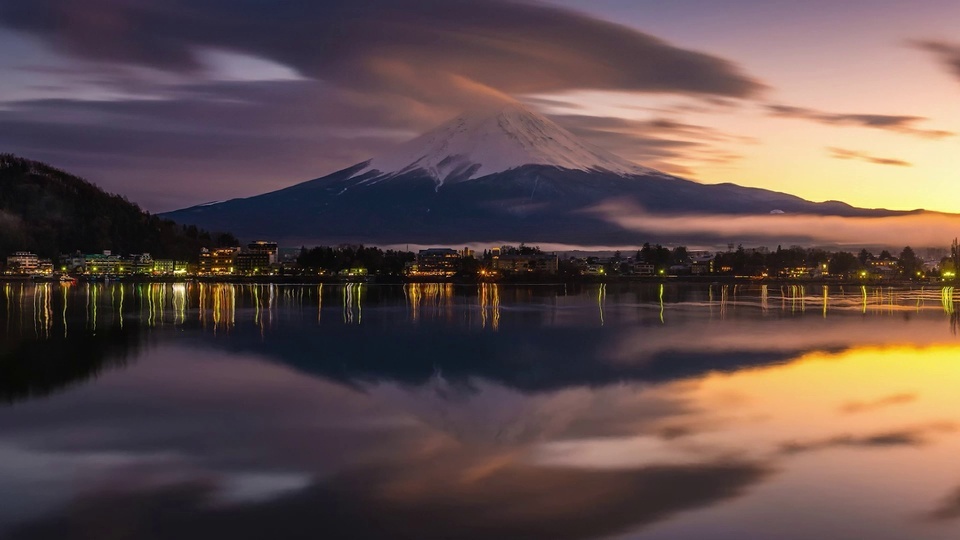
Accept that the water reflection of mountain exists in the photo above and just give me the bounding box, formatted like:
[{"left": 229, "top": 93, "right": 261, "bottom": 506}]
[
  {"left": 195, "top": 282, "right": 959, "bottom": 392},
  {"left": 2, "top": 282, "right": 958, "bottom": 401},
  {"left": 208, "top": 324, "right": 808, "bottom": 392},
  {"left": 0, "top": 322, "right": 143, "bottom": 404}
]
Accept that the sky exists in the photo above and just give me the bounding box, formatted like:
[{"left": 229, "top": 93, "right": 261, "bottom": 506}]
[{"left": 0, "top": 0, "right": 958, "bottom": 213}]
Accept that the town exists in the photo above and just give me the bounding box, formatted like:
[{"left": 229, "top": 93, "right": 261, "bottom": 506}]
[{"left": 2, "top": 240, "right": 958, "bottom": 283}]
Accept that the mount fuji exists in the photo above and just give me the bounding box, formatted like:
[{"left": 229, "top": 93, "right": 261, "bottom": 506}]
[{"left": 163, "top": 102, "right": 902, "bottom": 245}]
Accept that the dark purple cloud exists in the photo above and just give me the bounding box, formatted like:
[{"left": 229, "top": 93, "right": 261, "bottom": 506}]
[
  {"left": 0, "top": 0, "right": 768, "bottom": 210},
  {"left": 766, "top": 104, "right": 954, "bottom": 139},
  {"left": 0, "top": 0, "right": 765, "bottom": 98},
  {"left": 913, "top": 40, "right": 960, "bottom": 83}
]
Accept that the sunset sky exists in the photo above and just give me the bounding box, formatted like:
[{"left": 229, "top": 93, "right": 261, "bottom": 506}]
[{"left": 0, "top": 0, "right": 958, "bottom": 213}]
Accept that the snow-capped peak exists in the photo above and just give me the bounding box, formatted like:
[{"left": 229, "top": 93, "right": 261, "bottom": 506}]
[{"left": 360, "top": 101, "right": 655, "bottom": 185}]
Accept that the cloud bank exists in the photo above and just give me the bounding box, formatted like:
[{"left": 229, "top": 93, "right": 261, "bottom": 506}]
[{"left": 592, "top": 201, "right": 960, "bottom": 248}]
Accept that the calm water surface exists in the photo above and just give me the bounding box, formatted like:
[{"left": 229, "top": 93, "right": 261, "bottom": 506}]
[{"left": 2, "top": 281, "right": 960, "bottom": 539}]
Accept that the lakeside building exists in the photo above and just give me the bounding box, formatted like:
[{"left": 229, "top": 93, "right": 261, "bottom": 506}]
[
  {"left": 198, "top": 247, "right": 240, "bottom": 276},
  {"left": 408, "top": 248, "right": 462, "bottom": 277},
  {"left": 235, "top": 252, "right": 271, "bottom": 276},
  {"left": 57, "top": 251, "right": 187, "bottom": 276},
  {"left": 690, "top": 255, "right": 714, "bottom": 275},
  {"left": 492, "top": 253, "right": 559, "bottom": 275},
  {"left": 5, "top": 251, "right": 39, "bottom": 275},
  {"left": 84, "top": 251, "right": 125, "bottom": 275},
  {"left": 151, "top": 259, "right": 189, "bottom": 275},
  {"left": 248, "top": 241, "right": 279, "bottom": 265},
  {"left": 632, "top": 262, "right": 655, "bottom": 276},
  {"left": 59, "top": 252, "right": 86, "bottom": 273}
]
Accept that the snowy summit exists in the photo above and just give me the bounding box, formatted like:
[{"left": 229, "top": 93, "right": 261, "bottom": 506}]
[{"left": 360, "top": 102, "right": 654, "bottom": 186}]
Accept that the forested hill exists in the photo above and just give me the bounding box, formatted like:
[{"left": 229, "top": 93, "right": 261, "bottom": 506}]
[{"left": 0, "top": 154, "right": 237, "bottom": 260}]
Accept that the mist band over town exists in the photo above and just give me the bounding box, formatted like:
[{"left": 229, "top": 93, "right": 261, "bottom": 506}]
[{"left": 2, "top": 1, "right": 960, "bottom": 539}]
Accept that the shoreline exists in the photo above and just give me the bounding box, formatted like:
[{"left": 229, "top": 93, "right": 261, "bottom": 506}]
[{"left": 1, "top": 275, "right": 950, "bottom": 287}]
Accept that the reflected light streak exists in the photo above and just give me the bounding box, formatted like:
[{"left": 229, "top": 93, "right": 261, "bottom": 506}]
[
  {"left": 598, "top": 284, "right": 606, "bottom": 326},
  {"left": 61, "top": 282, "right": 69, "bottom": 337},
  {"left": 658, "top": 283, "right": 664, "bottom": 324},
  {"left": 823, "top": 285, "right": 828, "bottom": 318},
  {"left": 478, "top": 283, "right": 500, "bottom": 331},
  {"left": 342, "top": 283, "right": 363, "bottom": 324}
]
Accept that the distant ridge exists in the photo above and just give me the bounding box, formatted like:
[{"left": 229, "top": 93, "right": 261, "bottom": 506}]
[{"left": 162, "top": 102, "right": 906, "bottom": 246}]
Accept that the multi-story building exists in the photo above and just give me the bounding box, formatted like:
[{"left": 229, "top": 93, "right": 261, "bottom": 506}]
[
  {"left": 235, "top": 252, "right": 271, "bottom": 276},
  {"left": 199, "top": 247, "right": 239, "bottom": 276},
  {"left": 36, "top": 259, "right": 54, "bottom": 276},
  {"left": 632, "top": 262, "right": 655, "bottom": 276},
  {"left": 59, "top": 252, "right": 87, "bottom": 273},
  {"left": 129, "top": 253, "right": 154, "bottom": 275},
  {"left": 248, "top": 241, "right": 279, "bottom": 265},
  {"left": 5, "top": 252, "right": 39, "bottom": 275},
  {"left": 409, "top": 248, "right": 461, "bottom": 277},
  {"left": 152, "top": 259, "right": 189, "bottom": 275},
  {"left": 493, "top": 253, "right": 559, "bottom": 275},
  {"left": 84, "top": 251, "right": 128, "bottom": 275},
  {"left": 690, "top": 255, "right": 715, "bottom": 275}
]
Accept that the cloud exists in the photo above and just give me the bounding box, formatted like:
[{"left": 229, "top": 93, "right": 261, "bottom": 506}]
[
  {"left": 927, "top": 486, "right": 960, "bottom": 521},
  {"left": 828, "top": 147, "right": 912, "bottom": 167},
  {"left": 591, "top": 202, "right": 960, "bottom": 247},
  {"left": 552, "top": 114, "right": 749, "bottom": 176},
  {"left": 840, "top": 393, "right": 917, "bottom": 414},
  {"left": 913, "top": 40, "right": 960, "bottom": 83},
  {"left": 0, "top": 0, "right": 768, "bottom": 209},
  {"left": 779, "top": 423, "right": 954, "bottom": 455},
  {"left": 779, "top": 431, "right": 924, "bottom": 455},
  {"left": 0, "top": 1, "right": 764, "bottom": 99},
  {"left": 766, "top": 104, "right": 954, "bottom": 139}
]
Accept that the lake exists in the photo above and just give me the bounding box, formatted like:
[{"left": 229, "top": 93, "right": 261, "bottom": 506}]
[{"left": 2, "top": 281, "right": 960, "bottom": 539}]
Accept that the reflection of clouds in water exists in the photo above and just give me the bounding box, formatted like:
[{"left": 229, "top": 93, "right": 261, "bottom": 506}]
[
  {"left": 6, "top": 462, "right": 771, "bottom": 540},
  {"left": 0, "top": 346, "right": 772, "bottom": 540}
]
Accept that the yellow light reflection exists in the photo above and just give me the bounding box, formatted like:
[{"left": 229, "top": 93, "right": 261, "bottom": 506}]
[
  {"left": 598, "top": 284, "right": 606, "bottom": 326},
  {"left": 342, "top": 283, "right": 363, "bottom": 324},
  {"left": 478, "top": 283, "right": 500, "bottom": 330}
]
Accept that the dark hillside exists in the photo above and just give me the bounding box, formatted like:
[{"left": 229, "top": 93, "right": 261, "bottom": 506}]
[{"left": 0, "top": 154, "right": 236, "bottom": 259}]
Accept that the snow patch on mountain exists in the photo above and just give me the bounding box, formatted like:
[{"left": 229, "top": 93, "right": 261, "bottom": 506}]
[{"left": 356, "top": 102, "right": 656, "bottom": 186}]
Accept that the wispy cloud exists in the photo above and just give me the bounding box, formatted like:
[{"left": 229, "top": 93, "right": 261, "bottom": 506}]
[
  {"left": 840, "top": 393, "right": 917, "bottom": 414},
  {"left": 766, "top": 104, "right": 953, "bottom": 139},
  {"left": 912, "top": 40, "right": 960, "bottom": 84},
  {"left": 828, "top": 147, "right": 911, "bottom": 167},
  {"left": 553, "top": 114, "right": 750, "bottom": 176},
  {"left": 779, "top": 422, "right": 954, "bottom": 455}
]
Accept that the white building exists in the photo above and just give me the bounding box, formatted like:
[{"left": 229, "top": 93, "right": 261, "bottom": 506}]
[{"left": 5, "top": 251, "right": 39, "bottom": 275}]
